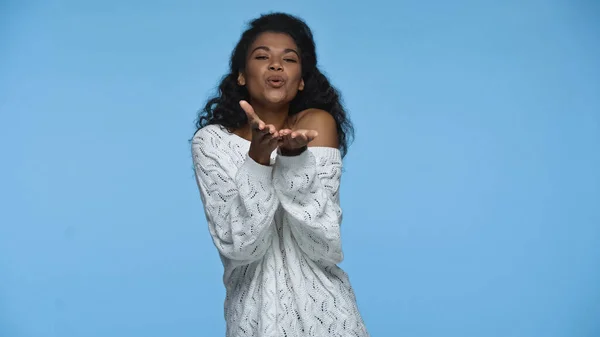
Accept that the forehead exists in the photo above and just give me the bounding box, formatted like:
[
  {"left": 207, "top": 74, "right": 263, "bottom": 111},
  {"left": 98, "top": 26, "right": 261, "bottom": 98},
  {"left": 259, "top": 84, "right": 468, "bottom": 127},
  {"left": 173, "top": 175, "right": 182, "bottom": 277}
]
[{"left": 249, "top": 32, "right": 298, "bottom": 51}]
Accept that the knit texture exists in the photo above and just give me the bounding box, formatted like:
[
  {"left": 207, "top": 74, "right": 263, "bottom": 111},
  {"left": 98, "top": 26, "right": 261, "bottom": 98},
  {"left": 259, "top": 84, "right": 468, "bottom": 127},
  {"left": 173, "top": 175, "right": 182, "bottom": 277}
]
[{"left": 192, "top": 124, "right": 369, "bottom": 337}]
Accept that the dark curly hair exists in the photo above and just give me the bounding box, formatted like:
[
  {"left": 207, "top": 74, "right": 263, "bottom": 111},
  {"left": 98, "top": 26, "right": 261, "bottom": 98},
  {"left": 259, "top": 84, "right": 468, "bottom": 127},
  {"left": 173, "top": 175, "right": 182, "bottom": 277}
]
[{"left": 194, "top": 12, "right": 354, "bottom": 157}]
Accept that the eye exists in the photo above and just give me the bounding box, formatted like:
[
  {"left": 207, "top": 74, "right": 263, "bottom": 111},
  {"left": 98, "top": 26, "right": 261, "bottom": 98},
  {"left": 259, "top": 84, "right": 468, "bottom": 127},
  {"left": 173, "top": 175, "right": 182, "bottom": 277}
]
[
  {"left": 284, "top": 58, "right": 298, "bottom": 63},
  {"left": 255, "top": 55, "right": 268, "bottom": 60}
]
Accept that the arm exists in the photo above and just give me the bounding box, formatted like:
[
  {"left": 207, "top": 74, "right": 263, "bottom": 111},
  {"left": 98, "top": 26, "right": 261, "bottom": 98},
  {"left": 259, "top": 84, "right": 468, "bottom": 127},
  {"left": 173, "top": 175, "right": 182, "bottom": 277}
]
[
  {"left": 191, "top": 130, "right": 277, "bottom": 265},
  {"left": 274, "top": 110, "right": 344, "bottom": 265},
  {"left": 274, "top": 147, "right": 344, "bottom": 265}
]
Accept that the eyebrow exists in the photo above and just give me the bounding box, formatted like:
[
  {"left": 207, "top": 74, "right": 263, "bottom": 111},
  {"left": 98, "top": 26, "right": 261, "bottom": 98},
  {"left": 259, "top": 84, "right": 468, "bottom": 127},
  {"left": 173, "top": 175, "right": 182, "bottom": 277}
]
[{"left": 250, "top": 46, "right": 299, "bottom": 57}]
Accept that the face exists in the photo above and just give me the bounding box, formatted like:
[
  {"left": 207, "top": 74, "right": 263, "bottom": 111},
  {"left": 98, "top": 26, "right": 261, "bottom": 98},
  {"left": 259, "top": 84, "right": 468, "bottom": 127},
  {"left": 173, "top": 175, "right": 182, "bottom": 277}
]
[{"left": 238, "top": 32, "right": 304, "bottom": 107}]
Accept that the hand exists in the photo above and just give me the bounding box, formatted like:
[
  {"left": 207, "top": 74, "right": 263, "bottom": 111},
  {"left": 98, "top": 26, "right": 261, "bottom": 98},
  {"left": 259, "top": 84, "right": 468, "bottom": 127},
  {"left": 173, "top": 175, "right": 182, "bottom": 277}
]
[
  {"left": 278, "top": 128, "right": 318, "bottom": 156},
  {"left": 239, "top": 100, "right": 280, "bottom": 165}
]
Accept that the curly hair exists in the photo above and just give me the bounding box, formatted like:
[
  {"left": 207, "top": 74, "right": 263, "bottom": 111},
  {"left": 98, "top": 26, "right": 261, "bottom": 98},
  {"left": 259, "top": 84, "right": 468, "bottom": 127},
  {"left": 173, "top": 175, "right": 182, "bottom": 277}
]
[{"left": 194, "top": 12, "right": 354, "bottom": 157}]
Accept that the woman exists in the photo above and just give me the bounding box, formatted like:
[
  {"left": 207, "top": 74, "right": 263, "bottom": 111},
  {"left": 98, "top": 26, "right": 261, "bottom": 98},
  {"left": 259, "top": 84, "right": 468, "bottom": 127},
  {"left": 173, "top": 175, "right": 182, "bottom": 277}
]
[{"left": 191, "top": 12, "right": 369, "bottom": 337}]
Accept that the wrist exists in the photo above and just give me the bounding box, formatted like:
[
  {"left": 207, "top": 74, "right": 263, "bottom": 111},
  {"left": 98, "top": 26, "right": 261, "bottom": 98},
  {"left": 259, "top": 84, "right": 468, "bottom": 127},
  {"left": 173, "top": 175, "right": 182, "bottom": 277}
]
[
  {"left": 279, "top": 145, "right": 307, "bottom": 157},
  {"left": 248, "top": 151, "right": 271, "bottom": 166}
]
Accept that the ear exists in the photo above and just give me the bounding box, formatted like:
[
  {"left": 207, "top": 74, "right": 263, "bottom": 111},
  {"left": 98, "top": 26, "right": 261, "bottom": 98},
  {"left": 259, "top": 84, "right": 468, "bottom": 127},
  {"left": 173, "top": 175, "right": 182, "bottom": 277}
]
[
  {"left": 298, "top": 78, "right": 305, "bottom": 91},
  {"left": 237, "top": 72, "right": 246, "bottom": 86}
]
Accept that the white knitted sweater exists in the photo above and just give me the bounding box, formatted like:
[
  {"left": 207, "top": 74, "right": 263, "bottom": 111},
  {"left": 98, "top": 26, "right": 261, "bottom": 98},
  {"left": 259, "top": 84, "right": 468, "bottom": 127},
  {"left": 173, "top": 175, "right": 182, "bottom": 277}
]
[{"left": 192, "top": 124, "right": 369, "bottom": 337}]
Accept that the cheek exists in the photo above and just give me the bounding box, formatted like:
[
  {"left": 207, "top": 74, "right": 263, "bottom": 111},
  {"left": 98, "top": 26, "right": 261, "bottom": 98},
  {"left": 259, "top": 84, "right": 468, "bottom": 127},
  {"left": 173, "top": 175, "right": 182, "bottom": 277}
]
[
  {"left": 246, "top": 73, "right": 261, "bottom": 86},
  {"left": 244, "top": 65, "right": 263, "bottom": 83},
  {"left": 291, "top": 67, "right": 302, "bottom": 80},
  {"left": 245, "top": 74, "right": 263, "bottom": 93},
  {"left": 288, "top": 70, "right": 303, "bottom": 87}
]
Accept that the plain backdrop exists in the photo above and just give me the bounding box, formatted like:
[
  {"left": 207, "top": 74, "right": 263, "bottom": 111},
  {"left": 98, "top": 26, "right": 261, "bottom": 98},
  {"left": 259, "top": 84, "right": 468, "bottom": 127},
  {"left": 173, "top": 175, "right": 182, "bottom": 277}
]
[{"left": 1, "top": 0, "right": 599, "bottom": 336}]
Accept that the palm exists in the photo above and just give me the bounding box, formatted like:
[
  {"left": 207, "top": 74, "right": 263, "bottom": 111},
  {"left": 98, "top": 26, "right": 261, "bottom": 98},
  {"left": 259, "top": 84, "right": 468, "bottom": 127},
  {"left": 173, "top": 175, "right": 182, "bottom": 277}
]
[
  {"left": 239, "top": 100, "right": 318, "bottom": 155},
  {"left": 279, "top": 129, "right": 318, "bottom": 150},
  {"left": 239, "top": 100, "right": 280, "bottom": 165}
]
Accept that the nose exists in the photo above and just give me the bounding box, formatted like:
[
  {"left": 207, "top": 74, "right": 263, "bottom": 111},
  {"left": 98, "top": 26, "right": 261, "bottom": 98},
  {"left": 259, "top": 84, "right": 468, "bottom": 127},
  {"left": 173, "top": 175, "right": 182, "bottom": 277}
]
[{"left": 269, "top": 62, "right": 283, "bottom": 71}]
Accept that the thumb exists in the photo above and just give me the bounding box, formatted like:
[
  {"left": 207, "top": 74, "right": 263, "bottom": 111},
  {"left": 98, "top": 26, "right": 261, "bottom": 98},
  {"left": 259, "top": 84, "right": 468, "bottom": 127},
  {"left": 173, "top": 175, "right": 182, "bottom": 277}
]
[{"left": 305, "top": 130, "right": 319, "bottom": 142}]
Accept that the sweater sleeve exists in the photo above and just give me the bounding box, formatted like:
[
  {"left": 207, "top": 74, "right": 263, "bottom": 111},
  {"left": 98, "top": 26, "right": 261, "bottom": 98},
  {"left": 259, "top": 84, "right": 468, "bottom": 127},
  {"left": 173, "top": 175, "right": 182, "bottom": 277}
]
[
  {"left": 273, "top": 147, "right": 344, "bottom": 265},
  {"left": 191, "top": 131, "right": 277, "bottom": 265}
]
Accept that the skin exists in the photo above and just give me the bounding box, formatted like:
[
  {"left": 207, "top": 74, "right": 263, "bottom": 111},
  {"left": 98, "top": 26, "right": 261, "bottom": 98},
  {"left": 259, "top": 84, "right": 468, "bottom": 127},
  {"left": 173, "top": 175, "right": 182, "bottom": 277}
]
[{"left": 235, "top": 32, "right": 338, "bottom": 165}]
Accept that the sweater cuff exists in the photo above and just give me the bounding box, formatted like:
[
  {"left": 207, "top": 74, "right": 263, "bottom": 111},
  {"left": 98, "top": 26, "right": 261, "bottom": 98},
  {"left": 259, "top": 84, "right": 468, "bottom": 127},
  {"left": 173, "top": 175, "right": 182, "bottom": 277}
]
[
  {"left": 276, "top": 147, "right": 313, "bottom": 169},
  {"left": 277, "top": 147, "right": 342, "bottom": 168},
  {"left": 240, "top": 154, "right": 274, "bottom": 181},
  {"left": 306, "top": 147, "right": 342, "bottom": 162}
]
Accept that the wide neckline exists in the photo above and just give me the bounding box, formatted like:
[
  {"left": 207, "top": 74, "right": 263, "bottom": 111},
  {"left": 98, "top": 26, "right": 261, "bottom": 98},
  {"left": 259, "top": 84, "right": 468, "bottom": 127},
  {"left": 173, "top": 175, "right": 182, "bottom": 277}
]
[{"left": 211, "top": 124, "right": 342, "bottom": 157}]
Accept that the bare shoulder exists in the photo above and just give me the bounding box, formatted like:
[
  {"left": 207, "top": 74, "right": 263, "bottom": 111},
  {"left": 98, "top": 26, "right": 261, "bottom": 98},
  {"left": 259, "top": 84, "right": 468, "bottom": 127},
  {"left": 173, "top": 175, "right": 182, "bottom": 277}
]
[
  {"left": 294, "top": 108, "right": 335, "bottom": 128},
  {"left": 294, "top": 108, "right": 338, "bottom": 147}
]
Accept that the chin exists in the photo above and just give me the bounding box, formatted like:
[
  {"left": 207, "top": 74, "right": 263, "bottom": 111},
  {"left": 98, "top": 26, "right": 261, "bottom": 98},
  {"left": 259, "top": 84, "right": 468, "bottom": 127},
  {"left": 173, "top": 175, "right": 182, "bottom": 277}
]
[{"left": 264, "top": 92, "right": 293, "bottom": 105}]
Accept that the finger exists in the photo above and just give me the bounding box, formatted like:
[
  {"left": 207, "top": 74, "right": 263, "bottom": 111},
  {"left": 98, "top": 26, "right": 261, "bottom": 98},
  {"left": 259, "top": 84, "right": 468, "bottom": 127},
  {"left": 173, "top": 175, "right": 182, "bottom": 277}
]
[
  {"left": 290, "top": 130, "right": 317, "bottom": 146},
  {"left": 256, "top": 126, "right": 278, "bottom": 146},
  {"left": 239, "top": 100, "right": 256, "bottom": 118},
  {"left": 290, "top": 130, "right": 308, "bottom": 140},
  {"left": 306, "top": 130, "right": 319, "bottom": 142},
  {"left": 249, "top": 119, "right": 262, "bottom": 131},
  {"left": 240, "top": 100, "right": 263, "bottom": 127},
  {"left": 279, "top": 129, "right": 292, "bottom": 136},
  {"left": 298, "top": 132, "right": 310, "bottom": 145},
  {"left": 294, "top": 129, "right": 318, "bottom": 140},
  {"left": 284, "top": 132, "right": 303, "bottom": 149},
  {"left": 256, "top": 124, "right": 275, "bottom": 139},
  {"left": 266, "top": 124, "right": 277, "bottom": 136}
]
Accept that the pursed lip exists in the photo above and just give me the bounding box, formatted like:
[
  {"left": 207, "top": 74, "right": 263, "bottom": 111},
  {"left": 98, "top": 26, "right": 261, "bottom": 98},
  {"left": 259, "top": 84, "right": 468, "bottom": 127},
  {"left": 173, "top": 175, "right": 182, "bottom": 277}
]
[{"left": 266, "top": 75, "right": 286, "bottom": 88}]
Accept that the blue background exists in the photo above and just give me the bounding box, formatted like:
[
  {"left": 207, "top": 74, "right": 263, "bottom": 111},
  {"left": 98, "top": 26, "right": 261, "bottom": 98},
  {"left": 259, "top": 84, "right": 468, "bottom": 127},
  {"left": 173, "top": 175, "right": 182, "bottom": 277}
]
[{"left": 1, "top": 0, "right": 599, "bottom": 336}]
